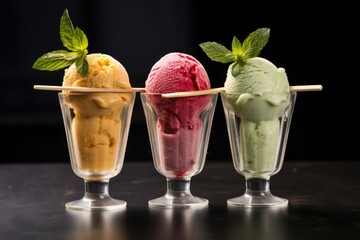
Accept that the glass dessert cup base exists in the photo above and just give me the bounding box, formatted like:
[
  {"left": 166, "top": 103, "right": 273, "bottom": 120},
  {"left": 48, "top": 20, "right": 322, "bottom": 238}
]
[
  {"left": 227, "top": 195, "right": 288, "bottom": 208},
  {"left": 149, "top": 178, "right": 208, "bottom": 209},
  {"left": 66, "top": 180, "right": 127, "bottom": 212},
  {"left": 227, "top": 178, "right": 288, "bottom": 208}
]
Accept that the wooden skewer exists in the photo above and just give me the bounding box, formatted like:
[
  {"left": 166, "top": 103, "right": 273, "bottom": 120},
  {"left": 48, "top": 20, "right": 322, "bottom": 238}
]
[
  {"left": 33, "top": 85, "right": 145, "bottom": 93},
  {"left": 161, "top": 85, "right": 323, "bottom": 98},
  {"left": 34, "top": 84, "right": 323, "bottom": 96},
  {"left": 161, "top": 87, "right": 225, "bottom": 98},
  {"left": 289, "top": 84, "right": 323, "bottom": 92}
]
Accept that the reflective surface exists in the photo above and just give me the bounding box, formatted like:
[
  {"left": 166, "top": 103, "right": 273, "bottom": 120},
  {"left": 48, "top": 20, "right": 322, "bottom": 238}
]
[
  {"left": 148, "top": 206, "right": 209, "bottom": 240},
  {"left": 0, "top": 162, "right": 359, "bottom": 240}
]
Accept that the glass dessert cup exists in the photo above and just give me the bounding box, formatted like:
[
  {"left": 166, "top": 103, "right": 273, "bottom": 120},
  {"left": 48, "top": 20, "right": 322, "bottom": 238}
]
[
  {"left": 221, "top": 92, "right": 297, "bottom": 208},
  {"left": 140, "top": 93, "right": 218, "bottom": 208},
  {"left": 58, "top": 92, "right": 136, "bottom": 211}
]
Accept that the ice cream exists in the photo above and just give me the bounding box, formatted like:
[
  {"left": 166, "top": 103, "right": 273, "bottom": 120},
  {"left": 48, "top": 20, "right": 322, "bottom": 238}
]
[
  {"left": 145, "top": 52, "right": 210, "bottom": 93},
  {"left": 224, "top": 57, "right": 290, "bottom": 116},
  {"left": 62, "top": 53, "right": 133, "bottom": 179},
  {"left": 224, "top": 57, "right": 290, "bottom": 174},
  {"left": 63, "top": 53, "right": 131, "bottom": 89},
  {"left": 144, "top": 52, "right": 211, "bottom": 178},
  {"left": 224, "top": 57, "right": 289, "bottom": 108},
  {"left": 200, "top": 28, "right": 290, "bottom": 176}
]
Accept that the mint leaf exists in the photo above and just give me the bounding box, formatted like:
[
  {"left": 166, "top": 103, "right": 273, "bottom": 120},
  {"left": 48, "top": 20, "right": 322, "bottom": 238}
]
[
  {"left": 60, "top": 9, "right": 76, "bottom": 51},
  {"left": 32, "top": 50, "right": 79, "bottom": 71},
  {"left": 231, "top": 36, "right": 243, "bottom": 57},
  {"left": 242, "top": 28, "right": 270, "bottom": 59},
  {"left": 33, "top": 8, "right": 89, "bottom": 77},
  {"left": 199, "top": 42, "right": 235, "bottom": 63},
  {"left": 231, "top": 61, "right": 243, "bottom": 77},
  {"left": 75, "top": 53, "right": 89, "bottom": 77},
  {"left": 60, "top": 9, "right": 88, "bottom": 52},
  {"left": 73, "top": 27, "right": 88, "bottom": 51},
  {"left": 200, "top": 27, "right": 271, "bottom": 77}
]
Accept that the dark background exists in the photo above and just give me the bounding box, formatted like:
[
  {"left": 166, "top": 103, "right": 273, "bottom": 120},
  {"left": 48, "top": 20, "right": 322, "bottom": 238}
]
[{"left": 0, "top": 0, "right": 357, "bottom": 164}]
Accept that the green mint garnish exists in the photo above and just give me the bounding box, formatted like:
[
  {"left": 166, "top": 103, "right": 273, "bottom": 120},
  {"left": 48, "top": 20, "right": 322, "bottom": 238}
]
[
  {"left": 199, "top": 28, "right": 270, "bottom": 77},
  {"left": 32, "top": 9, "right": 89, "bottom": 77}
]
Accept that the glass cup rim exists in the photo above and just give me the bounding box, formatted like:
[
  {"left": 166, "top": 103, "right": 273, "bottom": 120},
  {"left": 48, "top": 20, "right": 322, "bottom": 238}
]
[
  {"left": 58, "top": 91, "right": 136, "bottom": 95},
  {"left": 140, "top": 92, "right": 219, "bottom": 97},
  {"left": 221, "top": 92, "right": 294, "bottom": 96}
]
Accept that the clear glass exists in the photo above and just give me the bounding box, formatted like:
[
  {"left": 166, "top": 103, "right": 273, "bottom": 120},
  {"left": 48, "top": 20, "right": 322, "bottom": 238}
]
[
  {"left": 221, "top": 92, "right": 297, "bottom": 207},
  {"left": 141, "top": 93, "right": 218, "bottom": 208},
  {"left": 58, "top": 92, "right": 136, "bottom": 211}
]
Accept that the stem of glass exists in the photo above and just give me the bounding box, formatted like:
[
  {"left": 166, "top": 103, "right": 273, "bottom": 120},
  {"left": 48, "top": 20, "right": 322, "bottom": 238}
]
[
  {"left": 245, "top": 178, "right": 272, "bottom": 198},
  {"left": 84, "top": 180, "right": 110, "bottom": 200},
  {"left": 166, "top": 178, "right": 192, "bottom": 198}
]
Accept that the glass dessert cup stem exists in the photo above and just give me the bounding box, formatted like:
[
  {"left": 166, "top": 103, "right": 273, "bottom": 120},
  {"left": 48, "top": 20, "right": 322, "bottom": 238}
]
[
  {"left": 149, "top": 178, "right": 208, "bottom": 208},
  {"left": 66, "top": 180, "right": 126, "bottom": 211},
  {"left": 221, "top": 92, "right": 297, "bottom": 208},
  {"left": 227, "top": 178, "right": 288, "bottom": 208}
]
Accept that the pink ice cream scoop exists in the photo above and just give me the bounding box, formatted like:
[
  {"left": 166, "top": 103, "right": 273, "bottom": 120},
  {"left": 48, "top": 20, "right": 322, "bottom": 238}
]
[
  {"left": 145, "top": 52, "right": 211, "bottom": 178},
  {"left": 146, "top": 52, "right": 210, "bottom": 93}
]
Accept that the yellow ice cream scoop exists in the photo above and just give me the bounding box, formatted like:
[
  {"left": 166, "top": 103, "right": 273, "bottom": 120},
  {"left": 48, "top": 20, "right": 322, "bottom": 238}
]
[
  {"left": 63, "top": 53, "right": 131, "bottom": 90},
  {"left": 62, "top": 53, "right": 133, "bottom": 179}
]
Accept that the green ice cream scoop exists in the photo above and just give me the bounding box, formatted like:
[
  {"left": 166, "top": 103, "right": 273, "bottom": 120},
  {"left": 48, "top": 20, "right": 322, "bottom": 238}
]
[
  {"left": 225, "top": 57, "right": 289, "bottom": 94},
  {"left": 200, "top": 28, "right": 291, "bottom": 176},
  {"left": 240, "top": 119, "right": 281, "bottom": 175},
  {"left": 224, "top": 58, "right": 290, "bottom": 176},
  {"left": 223, "top": 90, "right": 290, "bottom": 176},
  {"left": 224, "top": 57, "right": 289, "bottom": 115}
]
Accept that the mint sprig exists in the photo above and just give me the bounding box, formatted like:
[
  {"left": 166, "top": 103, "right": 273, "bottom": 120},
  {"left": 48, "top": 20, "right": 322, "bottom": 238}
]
[
  {"left": 32, "top": 9, "right": 89, "bottom": 77},
  {"left": 199, "top": 28, "right": 270, "bottom": 77}
]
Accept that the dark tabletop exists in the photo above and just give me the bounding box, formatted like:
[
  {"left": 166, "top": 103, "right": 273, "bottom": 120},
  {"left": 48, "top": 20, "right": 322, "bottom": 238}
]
[{"left": 0, "top": 161, "right": 359, "bottom": 240}]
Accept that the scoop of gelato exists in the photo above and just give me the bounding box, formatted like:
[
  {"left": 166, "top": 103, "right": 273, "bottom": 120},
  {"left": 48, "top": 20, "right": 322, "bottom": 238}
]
[
  {"left": 144, "top": 52, "right": 212, "bottom": 178},
  {"left": 62, "top": 53, "right": 133, "bottom": 179},
  {"left": 63, "top": 53, "right": 131, "bottom": 90}
]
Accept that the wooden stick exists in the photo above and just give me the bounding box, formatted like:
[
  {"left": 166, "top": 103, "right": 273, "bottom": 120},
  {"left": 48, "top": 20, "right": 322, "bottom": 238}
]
[
  {"left": 33, "top": 85, "right": 145, "bottom": 93},
  {"left": 161, "top": 87, "right": 225, "bottom": 98},
  {"left": 289, "top": 84, "right": 323, "bottom": 92},
  {"left": 161, "top": 85, "right": 323, "bottom": 98}
]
